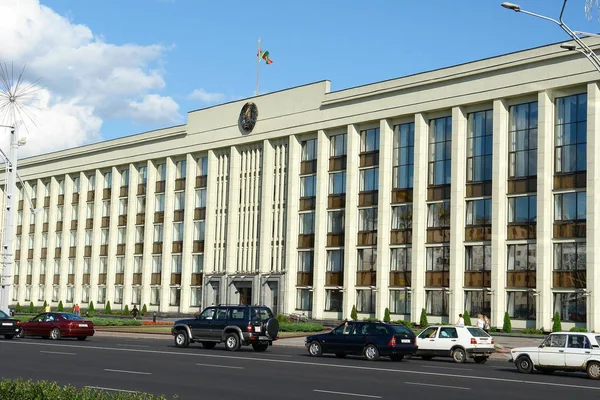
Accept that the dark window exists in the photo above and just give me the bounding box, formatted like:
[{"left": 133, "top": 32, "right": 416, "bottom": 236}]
[
  {"left": 467, "top": 110, "right": 493, "bottom": 182},
  {"left": 509, "top": 102, "right": 538, "bottom": 178},
  {"left": 393, "top": 123, "right": 414, "bottom": 189},
  {"left": 466, "top": 199, "right": 492, "bottom": 226},
  {"left": 554, "top": 192, "right": 586, "bottom": 221},
  {"left": 555, "top": 94, "right": 587, "bottom": 173},
  {"left": 428, "top": 117, "right": 452, "bottom": 186},
  {"left": 508, "top": 195, "right": 537, "bottom": 223}
]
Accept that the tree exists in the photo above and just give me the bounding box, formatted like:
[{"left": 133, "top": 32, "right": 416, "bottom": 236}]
[
  {"left": 28, "top": 301, "right": 35, "bottom": 314},
  {"left": 57, "top": 301, "right": 64, "bottom": 312},
  {"left": 15, "top": 302, "right": 21, "bottom": 313},
  {"left": 503, "top": 312, "right": 512, "bottom": 333},
  {"left": 351, "top": 305, "right": 358, "bottom": 321},
  {"left": 105, "top": 301, "right": 112, "bottom": 315},
  {"left": 141, "top": 304, "right": 147, "bottom": 316},
  {"left": 43, "top": 300, "right": 47, "bottom": 309},
  {"left": 552, "top": 312, "right": 562, "bottom": 332},
  {"left": 123, "top": 304, "right": 129, "bottom": 315},
  {"left": 88, "top": 301, "right": 95, "bottom": 313},
  {"left": 420, "top": 308, "right": 428, "bottom": 328},
  {"left": 383, "top": 308, "right": 391, "bottom": 323},
  {"left": 463, "top": 310, "right": 472, "bottom": 326}
]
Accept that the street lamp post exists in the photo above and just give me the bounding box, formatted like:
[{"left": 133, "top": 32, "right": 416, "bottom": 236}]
[{"left": 501, "top": 1, "right": 600, "bottom": 73}]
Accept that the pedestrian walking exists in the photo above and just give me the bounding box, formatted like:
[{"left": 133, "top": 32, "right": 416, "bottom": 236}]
[
  {"left": 456, "top": 313, "right": 465, "bottom": 326},
  {"left": 476, "top": 314, "right": 485, "bottom": 330},
  {"left": 131, "top": 305, "right": 139, "bottom": 320},
  {"left": 44, "top": 303, "right": 51, "bottom": 312},
  {"left": 483, "top": 315, "right": 491, "bottom": 333},
  {"left": 73, "top": 303, "right": 80, "bottom": 316}
]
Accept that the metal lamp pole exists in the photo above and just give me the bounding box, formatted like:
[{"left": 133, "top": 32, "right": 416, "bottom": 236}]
[
  {"left": 0, "top": 124, "right": 18, "bottom": 315},
  {"left": 501, "top": 1, "right": 600, "bottom": 73}
]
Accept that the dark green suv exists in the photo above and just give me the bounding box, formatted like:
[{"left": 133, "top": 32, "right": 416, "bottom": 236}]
[{"left": 171, "top": 305, "right": 280, "bottom": 352}]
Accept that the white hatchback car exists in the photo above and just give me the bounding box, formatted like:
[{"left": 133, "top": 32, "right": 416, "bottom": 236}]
[
  {"left": 416, "top": 325, "right": 495, "bottom": 363},
  {"left": 509, "top": 332, "right": 600, "bottom": 379}
]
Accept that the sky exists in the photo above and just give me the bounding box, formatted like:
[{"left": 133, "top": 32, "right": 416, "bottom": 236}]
[{"left": 2, "top": 0, "right": 600, "bottom": 157}]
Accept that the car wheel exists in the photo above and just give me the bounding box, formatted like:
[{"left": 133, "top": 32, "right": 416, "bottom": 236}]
[
  {"left": 390, "top": 354, "right": 404, "bottom": 361},
  {"left": 202, "top": 342, "right": 216, "bottom": 349},
  {"left": 4, "top": 334, "right": 14, "bottom": 340},
  {"left": 174, "top": 331, "right": 190, "bottom": 348},
  {"left": 225, "top": 333, "right": 241, "bottom": 351},
  {"left": 451, "top": 348, "right": 466, "bottom": 363},
  {"left": 587, "top": 361, "right": 600, "bottom": 380},
  {"left": 421, "top": 355, "right": 433, "bottom": 361},
  {"left": 50, "top": 328, "right": 61, "bottom": 340},
  {"left": 515, "top": 356, "right": 533, "bottom": 374},
  {"left": 473, "top": 356, "right": 488, "bottom": 364},
  {"left": 335, "top": 353, "right": 347, "bottom": 358},
  {"left": 252, "top": 342, "right": 269, "bottom": 352},
  {"left": 77, "top": 337, "right": 87, "bottom": 341},
  {"left": 17, "top": 330, "right": 24, "bottom": 338},
  {"left": 308, "top": 341, "right": 322, "bottom": 357},
  {"left": 364, "top": 344, "right": 380, "bottom": 361}
]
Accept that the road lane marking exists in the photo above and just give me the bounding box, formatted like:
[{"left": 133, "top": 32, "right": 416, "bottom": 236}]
[
  {"left": 4, "top": 341, "right": 600, "bottom": 392},
  {"left": 85, "top": 386, "right": 137, "bottom": 393},
  {"left": 313, "top": 389, "right": 382, "bottom": 398},
  {"left": 104, "top": 369, "right": 152, "bottom": 375},
  {"left": 405, "top": 382, "right": 470, "bottom": 390},
  {"left": 40, "top": 351, "right": 77, "bottom": 356},
  {"left": 117, "top": 344, "right": 150, "bottom": 348},
  {"left": 419, "top": 365, "right": 473, "bottom": 371},
  {"left": 196, "top": 363, "right": 244, "bottom": 370}
]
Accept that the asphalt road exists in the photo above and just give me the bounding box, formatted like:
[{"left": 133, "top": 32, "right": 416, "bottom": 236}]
[{"left": 0, "top": 335, "right": 599, "bottom": 399}]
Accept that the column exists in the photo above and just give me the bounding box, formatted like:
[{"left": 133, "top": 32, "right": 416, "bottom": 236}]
[
  {"left": 225, "top": 146, "right": 241, "bottom": 277},
  {"left": 411, "top": 114, "right": 428, "bottom": 321},
  {"left": 142, "top": 161, "right": 157, "bottom": 308},
  {"left": 312, "top": 130, "right": 329, "bottom": 319},
  {"left": 284, "top": 135, "right": 301, "bottom": 314},
  {"left": 536, "top": 90, "right": 554, "bottom": 331},
  {"left": 343, "top": 124, "right": 360, "bottom": 319},
  {"left": 180, "top": 154, "right": 196, "bottom": 312},
  {"left": 376, "top": 119, "right": 393, "bottom": 319},
  {"left": 449, "top": 106, "right": 467, "bottom": 320},
  {"left": 106, "top": 168, "right": 120, "bottom": 307},
  {"left": 587, "top": 82, "right": 600, "bottom": 333},
  {"left": 491, "top": 99, "right": 509, "bottom": 328},
  {"left": 160, "top": 158, "right": 176, "bottom": 308},
  {"left": 259, "top": 141, "right": 275, "bottom": 307},
  {"left": 90, "top": 170, "right": 103, "bottom": 306},
  {"left": 202, "top": 151, "right": 218, "bottom": 275},
  {"left": 123, "top": 164, "right": 138, "bottom": 308}
]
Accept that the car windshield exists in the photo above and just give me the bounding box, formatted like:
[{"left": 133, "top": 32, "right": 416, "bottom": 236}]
[
  {"left": 467, "top": 327, "right": 489, "bottom": 337},
  {"left": 61, "top": 313, "right": 84, "bottom": 321},
  {"left": 0, "top": 310, "right": 8, "bottom": 319},
  {"left": 390, "top": 325, "right": 412, "bottom": 335},
  {"left": 252, "top": 308, "right": 273, "bottom": 321}
]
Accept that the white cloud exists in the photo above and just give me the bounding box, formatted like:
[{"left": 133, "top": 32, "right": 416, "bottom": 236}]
[
  {"left": 188, "top": 88, "right": 225, "bottom": 104},
  {"left": 0, "top": 0, "right": 182, "bottom": 157}
]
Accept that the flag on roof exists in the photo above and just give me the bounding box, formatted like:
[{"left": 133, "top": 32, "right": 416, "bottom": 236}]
[{"left": 259, "top": 50, "right": 273, "bottom": 65}]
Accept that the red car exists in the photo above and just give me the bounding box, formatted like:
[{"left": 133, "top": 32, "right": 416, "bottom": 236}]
[{"left": 20, "top": 312, "right": 95, "bottom": 340}]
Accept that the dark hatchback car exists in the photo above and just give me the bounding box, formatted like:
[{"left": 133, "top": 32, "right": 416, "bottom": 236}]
[
  {"left": 306, "top": 321, "right": 417, "bottom": 361},
  {"left": 0, "top": 310, "right": 21, "bottom": 339}
]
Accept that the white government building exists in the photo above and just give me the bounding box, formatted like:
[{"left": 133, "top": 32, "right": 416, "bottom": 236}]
[{"left": 4, "top": 38, "right": 600, "bottom": 332}]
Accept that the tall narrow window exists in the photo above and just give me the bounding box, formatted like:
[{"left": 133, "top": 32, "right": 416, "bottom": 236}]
[
  {"left": 393, "top": 123, "right": 414, "bottom": 189},
  {"left": 509, "top": 102, "right": 538, "bottom": 178},
  {"left": 301, "top": 139, "right": 317, "bottom": 161},
  {"left": 428, "top": 117, "right": 452, "bottom": 186},
  {"left": 467, "top": 110, "right": 493, "bottom": 182},
  {"left": 555, "top": 93, "right": 587, "bottom": 174}
]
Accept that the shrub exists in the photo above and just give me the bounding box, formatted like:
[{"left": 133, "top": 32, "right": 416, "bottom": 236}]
[
  {"left": 351, "top": 305, "right": 358, "bottom": 321},
  {"left": 383, "top": 308, "right": 391, "bottom": 323},
  {"left": 90, "top": 318, "right": 142, "bottom": 327},
  {"left": 276, "top": 314, "right": 290, "bottom": 323},
  {"left": 57, "top": 301, "right": 64, "bottom": 312},
  {"left": 0, "top": 378, "right": 174, "bottom": 399},
  {"left": 279, "top": 322, "right": 324, "bottom": 333},
  {"left": 141, "top": 304, "right": 148, "bottom": 316},
  {"left": 570, "top": 327, "right": 587, "bottom": 332},
  {"left": 463, "top": 310, "right": 472, "bottom": 326},
  {"left": 362, "top": 317, "right": 378, "bottom": 322},
  {"left": 419, "top": 308, "right": 428, "bottom": 328},
  {"left": 489, "top": 326, "right": 498, "bottom": 333},
  {"left": 503, "top": 312, "right": 512, "bottom": 333},
  {"left": 28, "top": 302, "right": 35, "bottom": 314},
  {"left": 43, "top": 300, "right": 48, "bottom": 310},
  {"left": 521, "top": 328, "right": 544, "bottom": 335},
  {"left": 124, "top": 305, "right": 129, "bottom": 315},
  {"left": 552, "top": 312, "right": 562, "bottom": 332},
  {"left": 15, "top": 302, "right": 21, "bottom": 313},
  {"left": 105, "top": 301, "right": 112, "bottom": 315},
  {"left": 88, "top": 301, "right": 95, "bottom": 313},
  {"left": 394, "top": 320, "right": 414, "bottom": 328}
]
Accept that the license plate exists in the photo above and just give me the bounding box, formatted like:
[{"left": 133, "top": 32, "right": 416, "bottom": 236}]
[
  {"left": 254, "top": 327, "right": 261, "bottom": 333},
  {"left": 401, "top": 339, "right": 411, "bottom": 343},
  {"left": 2, "top": 322, "right": 11, "bottom": 326},
  {"left": 79, "top": 324, "right": 88, "bottom": 328}
]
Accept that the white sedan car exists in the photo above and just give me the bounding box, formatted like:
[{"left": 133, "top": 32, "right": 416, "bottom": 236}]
[
  {"left": 509, "top": 332, "right": 600, "bottom": 379},
  {"left": 416, "top": 325, "right": 495, "bottom": 363}
]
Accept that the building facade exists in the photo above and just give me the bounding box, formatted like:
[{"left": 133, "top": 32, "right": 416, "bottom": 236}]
[{"left": 4, "top": 38, "right": 600, "bottom": 332}]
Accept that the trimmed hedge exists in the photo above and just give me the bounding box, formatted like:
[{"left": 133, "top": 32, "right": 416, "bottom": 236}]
[
  {"left": 279, "top": 322, "right": 324, "bottom": 332},
  {"left": 0, "top": 378, "right": 174, "bottom": 399}
]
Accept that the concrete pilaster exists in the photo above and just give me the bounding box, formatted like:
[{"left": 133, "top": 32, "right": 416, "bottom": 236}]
[
  {"left": 180, "top": 154, "right": 196, "bottom": 312},
  {"left": 259, "top": 140, "right": 275, "bottom": 275},
  {"left": 225, "top": 146, "right": 241, "bottom": 278},
  {"left": 123, "top": 164, "right": 138, "bottom": 308},
  {"left": 312, "top": 130, "right": 329, "bottom": 319},
  {"left": 343, "top": 124, "right": 360, "bottom": 319},
  {"left": 284, "top": 136, "right": 301, "bottom": 314},
  {"left": 106, "top": 168, "right": 120, "bottom": 306},
  {"left": 160, "top": 158, "right": 176, "bottom": 309},
  {"left": 142, "top": 161, "right": 157, "bottom": 308},
  {"left": 203, "top": 151, "right": 218, "bottom": 275}
]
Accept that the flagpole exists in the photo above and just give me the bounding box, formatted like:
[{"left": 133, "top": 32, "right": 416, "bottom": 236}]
[{"left": 256, "top": 38, "right": 261, "bottom": 96}]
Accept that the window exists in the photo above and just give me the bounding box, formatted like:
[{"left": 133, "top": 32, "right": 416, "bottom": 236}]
[
  {"left": 16, "top": 236, "right": 21, "bottom": 250},
  {"left": 52, "top": 286, "right": 59, "bottom": 302},
  {"left": 171, "top": 255, "right": 182, "bottom": 273},
  {"left": 555, "top": 93, "right": 587, "bottom": 173},
  {"left": 88, "top": 174, "right": 96, "bottom": 190},
  {"left": 425, "top": 290, "right": 449, "bottom": 316},
  {"left": 41, "top": 233, "right": 48, "bottom": 248},
  {"left": 119, "top": 198, "right": 127, "bottom": 215},
  {"left": 156, "top": 163, "right": 166, "bottom": 181},
  {"left": 296, "top": 289, "right": 312, "bottom": 311},
  {"left": 118, "top": 227, "right": 126, "bottom": 244},
  {"left": 196, "top": 157, "right": 208, "bottom": 176},
  {"left": 155, "top": 194, "right": 165, "bottom": 212},
  {"left": 190, "top": 287, "right": 202, "bottom": 307},
  {"left": 170, "top": 288, "right": 181, "bottom": 306},
  {"left": 327, "top": 210, "right": 344, "bottom": 234},
  {"left": 71, "top": 204, "right": 78, "bottom": 220},
  {"left": 28, "top": 234, "right": 34, "bottom": 249},
  {"left": 83, "top": 258, "right": 90, "bottom": 274},
  {"left": 101, "top": 229, "right": 109, "bottom": 245},
  {"left": 390, "top": 290, "right": 411, "bottom": 315},
  {"left": 360, "top": 128, "right": 380, "bottom": 152},
  {"left": 325, "top": 290, "right": 343, "bottom": 312},
  {"left": 298, "top": 251, "right": 314, "bottom": 273},
  {"left": 82, "top": 287, "right": 90, "bottom": 303},
  {"left": 152, "top": 255, "right": 162, "bottom": 273},
  {"left": 55, "top": 232, "right": 62, "bottom": 248},
  {"left": 330, "top": 134, "right": 347, "bottom": 156},
  {"left": 428, "top": 116, "right": 452, "bottom": 186},
  {"left": 101, "top": 172, "right": 111, "bottom": 189},
  {"left": 426, "top": 246, "right": 450, "bottom": 271},
  {"left": 86, "top": 203, "right": 93, "bottom": 219},
  {"left": 58, "top": 180, "right": 65, "bottom": 195},
  {"left": 56, "top": 206, "right": 63, "bottom": 222},
  {"left": 138, "top": 166, "right": 148, "bottom": 184},
  {"left": 358, "top": 208, "right": 377, "bottom": 232},
  {"left": 17, "top": 211, "right": 23, "bottom": 225},
  {"left": 40, "top": 260, "right": 46, "bottom": 275},
  {"left": 393, "top": 123, "right": 414, "bottom": 189},
  {"left": 465, "top": 245, "right": 492, "bottom": 271},
  {"left": 356, "top": 289, "right": 376, "bottom": 313},
  {"left": 464, "top": 290, "right": 491, "bottom": 316},
  {"left": 359, "top": 168, "right": 379, "bottom": 191},
  {"left": 554, "top": 242, "right": 586, "bottom": 271},
  {"left": 194, "top": 221, "right": 205, "bottom": 241},
  {"left": 173, "top": 222, "right": 184, "bottom": 242},
  {"left": 467, "top": 110, "right": 493, "bottom": 182},
  {"left": 508, "top": 195, "right": 537, "bottom": 224},
  {"left": 137, "top": 196, "right": 146, "bottom": 213},
  {"left": 42, "top": 208, "right": 48, "bottom": 223},
  {"left": 174, "top": 192, "right": 185, "bottom": 210},
  {"left": 53, "top": 259, "right": 60, "bottom": 274},
  {"left": 176, "top": 160, "right": 187, "bottom": 179},
  {"left": 31, "top": 183, "right": 37, "bottom": 199},
  {"left": 507, "top": 291, "right": 536, "bottom": 319},
  {"left": 27, "top": 261, "right": 33, "bottom": 275},
  {"left": 151, "top": 288, "right": 160, "bottom": 306},
  {"left": 99, "top": 257, "right": 107, "bottom": 273},
  {"left": 120, "top": 168, "right": 129, "bottom": 186},
  {"left": 135, "top": 226, "right": 144, "bottom": 243},
  {"left": 554, "top": 293, "right": 586, "bottom": 322},
  {"left": 427, "top": 201, "right": 450, "bottom": 228},
  {"left": 102, "top": 201, "right": 110, "bottom": 217},
  {"left": 195, "top": 189, "right": 206, "bottom": 208},
  {"left": 153, "top": 224, "right": 163, "bottom": 242},
  {"left": 114, "top": 287, "right": 123, "bottom": 305},
  {"left": 326, "top": 250, "right": 344, "bottom": 272},
  {"left": 116, "top": 257, "right": 124, "bottom": 273},
  {"left": 73, "top": 176, "right": 80, "bottom": 193},
  {"left": 98, "top": 287, "right": 106, "bottom": 304},
  {"left": 300, "top": 162, "right": 322, "bottom": 195},
  {"left": 25, "top": 286, "right": 31, "bottom": 302},
  {"left": 466, "top": 199, "right": 491, "bottom": 226},
  {"left": 509, "top": 102, "right": 538, "bottom": 178},
  {"left": 554, "top": 191, "right": 586, "bottom": 221},
  {"left": 299, "top": 212, "right": 315, "bottom": 234},
  {"left": 38, "top": 285, "right": 45, "bottom": 301},
  {"left": 43, "top": 182, "right": 50, "bottom": 197},
  {"left": 390, "top": 248, "right": 411, "bottom": 272},
  {"left": 328, "top": 171, "right": 346, "bottom": 194},
  {"left": 14, "top": 262, "right": 20, "bottom": 276},
  {"left": 134, "top": 256, "right": 142, "bottom": 273},
  {"left": 301, "top": 139, "right": 317, "bottom": 161},
  {"left": 357, "top": 248, "right": 377, "bottom": 271},
  {"left": 507, "top": 244, "right": 536, "bottom": 271},
  {"left": 69, "top": 230, "right": 77, "bottom": 247},
  {"left": 192, "top": 255, "right": 203, "bottom": 273},
  {"left": 391, "top": 205, "right": 412, "bottom": 230}
]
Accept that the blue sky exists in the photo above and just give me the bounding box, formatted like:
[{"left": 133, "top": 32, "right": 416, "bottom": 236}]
[{"left": 9, "top": 0, "right": 600, "bottom": 152}]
